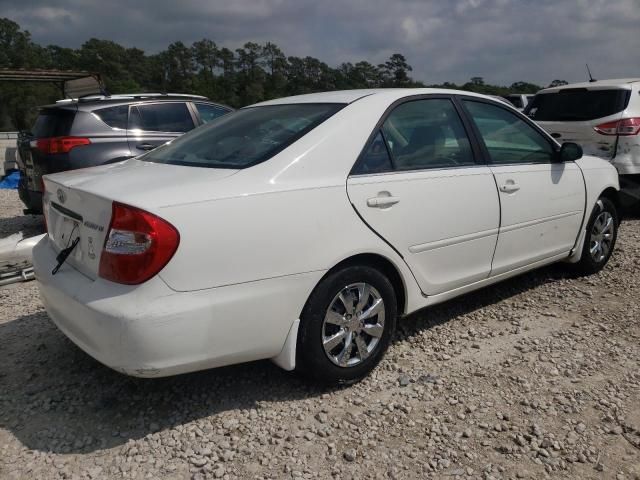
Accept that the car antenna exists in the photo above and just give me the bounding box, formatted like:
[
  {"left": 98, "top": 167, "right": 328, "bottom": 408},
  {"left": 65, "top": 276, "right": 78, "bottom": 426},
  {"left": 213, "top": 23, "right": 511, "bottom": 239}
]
[{"left": 586, "top": 64, "right": 597, "bottom": 83}]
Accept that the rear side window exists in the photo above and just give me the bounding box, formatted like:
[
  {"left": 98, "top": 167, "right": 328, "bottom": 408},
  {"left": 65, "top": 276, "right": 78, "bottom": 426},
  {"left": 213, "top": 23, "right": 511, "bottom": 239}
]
[
  {"left": 144, "top": 103, "right": 344, "bottom": 169},
  {"left": 195, "top": 103, "right": 230, "bottom": 124},
  {"left": 31, "top": 109, "right": 75, "bottom": 137},
  {"left": 129, "top": 103, "right": 194, "bottom": 132},
  {"left": 379, "top": 98, "right": 474, "bottom": 171},
  {"left": 526, "top": 89, "right": 631, "bottom": 121},
  {"left": 93, "top": 105, "right": 128, "bottom": 129},
  {"left": 356, "top": 131, "right": 393, "bottom": 174}
]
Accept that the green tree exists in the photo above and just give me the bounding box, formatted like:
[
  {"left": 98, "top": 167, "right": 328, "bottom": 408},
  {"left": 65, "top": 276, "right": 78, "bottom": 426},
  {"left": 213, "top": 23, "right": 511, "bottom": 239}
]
[
  {"left": 548, "top": 79, "right": 568, "bottom": 88},
  {"left": 380, "top": 53, "right": 413, "bottom": 86}
]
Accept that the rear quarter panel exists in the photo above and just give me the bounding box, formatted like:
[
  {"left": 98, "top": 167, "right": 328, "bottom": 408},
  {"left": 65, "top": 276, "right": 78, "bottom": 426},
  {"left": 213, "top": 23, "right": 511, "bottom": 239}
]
[
  {"left": 612, "top": 87, "right": 640, "bottom": 174},
  {"left": 156, "top": 185, "right": 417, "bottom": 299},
  {"left": 69, "top": 110, "right": 132, "bottom": 168}
]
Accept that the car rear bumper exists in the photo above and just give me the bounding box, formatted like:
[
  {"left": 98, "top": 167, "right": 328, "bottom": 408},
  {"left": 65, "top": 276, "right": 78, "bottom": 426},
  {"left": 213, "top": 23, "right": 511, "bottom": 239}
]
[{"left": 33, "top": 236, "right": 322, "bottom": 377}]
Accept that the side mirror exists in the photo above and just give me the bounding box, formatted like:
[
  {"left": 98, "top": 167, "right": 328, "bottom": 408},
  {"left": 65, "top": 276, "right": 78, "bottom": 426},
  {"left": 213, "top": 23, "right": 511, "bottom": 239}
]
[{"left": 558, "top": 142, "right": 582, "bottom": 162}]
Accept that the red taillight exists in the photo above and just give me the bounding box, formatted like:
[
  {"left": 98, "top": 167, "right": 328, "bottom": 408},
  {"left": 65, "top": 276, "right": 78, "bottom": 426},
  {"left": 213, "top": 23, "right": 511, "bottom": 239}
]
[
  {"left": 34, "top": 136, "right": 91, "bottom": 154},
  {"left": 594, "top": 118, "right": 640, "bottom": 136},
  {"left": 99, "top": 202, "right": 180, "bottom": 285}
]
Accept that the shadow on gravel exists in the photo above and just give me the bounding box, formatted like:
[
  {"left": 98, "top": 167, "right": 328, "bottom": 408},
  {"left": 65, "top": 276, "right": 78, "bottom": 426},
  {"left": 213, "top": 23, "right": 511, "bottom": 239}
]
[
  {"left": 398, "top": 263, "right": 572, "bottom": 338},
  {"left": 0, "top": 263, "right": 573, "bottom": 454}
]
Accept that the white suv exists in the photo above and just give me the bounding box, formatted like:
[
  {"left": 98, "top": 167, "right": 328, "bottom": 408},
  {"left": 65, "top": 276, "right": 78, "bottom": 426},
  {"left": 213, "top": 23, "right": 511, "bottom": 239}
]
[{"left": 526, "top": 79, "right": 640, "bottom": 204}]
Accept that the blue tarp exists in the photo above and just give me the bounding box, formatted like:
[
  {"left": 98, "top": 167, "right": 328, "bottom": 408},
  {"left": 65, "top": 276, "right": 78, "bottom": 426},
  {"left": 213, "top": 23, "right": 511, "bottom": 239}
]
[{"left": 0, "top": 171, "right": 20, "bottom": 189}]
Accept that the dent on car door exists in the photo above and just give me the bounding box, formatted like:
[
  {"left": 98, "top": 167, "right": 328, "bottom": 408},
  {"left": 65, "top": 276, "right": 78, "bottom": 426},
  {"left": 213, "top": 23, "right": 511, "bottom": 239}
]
[
  {"left": 347, "top": 97, "right": 501, "bottom": 296},
  {"left": 461, "top": 99, "right": 585, "bottom": 275},
  {"left": 127, "top": 102, "right": 195, "bottom": 155}
]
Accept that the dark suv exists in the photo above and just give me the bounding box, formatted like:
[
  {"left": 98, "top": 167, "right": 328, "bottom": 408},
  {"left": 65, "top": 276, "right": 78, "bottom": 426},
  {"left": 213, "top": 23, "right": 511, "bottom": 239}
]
[{"left": 17, "top": 93, "right": 232, "bottom": 213}]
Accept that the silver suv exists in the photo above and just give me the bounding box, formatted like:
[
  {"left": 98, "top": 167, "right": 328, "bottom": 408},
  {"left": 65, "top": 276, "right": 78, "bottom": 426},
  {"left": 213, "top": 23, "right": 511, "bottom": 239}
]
[{"left": 17, "top": 93, "right": 232, "bottom": 213}]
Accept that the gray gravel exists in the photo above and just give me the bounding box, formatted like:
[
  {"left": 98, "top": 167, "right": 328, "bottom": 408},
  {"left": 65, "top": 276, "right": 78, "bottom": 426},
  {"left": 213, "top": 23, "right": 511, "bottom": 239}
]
[{"left": 1, "top": 189, "right": 639, "bottom": 479}]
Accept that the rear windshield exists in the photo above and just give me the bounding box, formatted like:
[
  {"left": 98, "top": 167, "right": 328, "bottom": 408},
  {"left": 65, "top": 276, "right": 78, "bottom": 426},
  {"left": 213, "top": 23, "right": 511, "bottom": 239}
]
[
  {"left": 143, "top": 103, "right": 344, "bottom": 169},
  {"left": 525, "top": 88, "right": 631, "bottom": 121},
  {"left": 31, "top": 109, "right": 75, "bottom": 137}
]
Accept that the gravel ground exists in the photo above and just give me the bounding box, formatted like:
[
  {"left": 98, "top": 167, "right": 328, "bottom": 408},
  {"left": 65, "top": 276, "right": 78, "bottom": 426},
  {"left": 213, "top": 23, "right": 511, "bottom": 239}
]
[{"left": 1, "top": 189, "right": 639, "bottom": 480}]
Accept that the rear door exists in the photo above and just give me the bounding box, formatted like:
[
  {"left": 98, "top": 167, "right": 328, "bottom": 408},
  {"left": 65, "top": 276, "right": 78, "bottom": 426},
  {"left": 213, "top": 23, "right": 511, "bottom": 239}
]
[
  {"left": 347, "top": 96, "right": 500, "bottom": 295},
  {"left": 127, "top": 102, "right": 196, "bottom": 156},
  {"left": 526, "top": 88, "right": 631, "bottom": 160},
  {"left": 462, "top": 98, "right": 585, "bottom": 275}
]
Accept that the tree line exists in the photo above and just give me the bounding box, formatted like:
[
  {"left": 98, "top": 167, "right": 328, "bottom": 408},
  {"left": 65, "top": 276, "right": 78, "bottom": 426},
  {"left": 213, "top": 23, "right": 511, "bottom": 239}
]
[{"left": 0, "top": 17, "right": 568, "bottom": 130}]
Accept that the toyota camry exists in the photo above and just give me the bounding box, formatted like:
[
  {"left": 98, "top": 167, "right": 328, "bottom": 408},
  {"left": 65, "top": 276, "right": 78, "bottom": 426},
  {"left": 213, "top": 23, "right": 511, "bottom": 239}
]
[{"left": 33, "top": 89, "right": 620, "bottom": 383}]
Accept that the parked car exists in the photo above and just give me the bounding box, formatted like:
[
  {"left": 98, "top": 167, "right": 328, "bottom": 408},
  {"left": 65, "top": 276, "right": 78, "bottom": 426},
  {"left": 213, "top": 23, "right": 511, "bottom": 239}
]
[
  {"left": 525, "top": 79, "right": 640, "bottom": 206},
  {"left": 17, "top": 93, "right": 232, "bottom": 213},
  {"left": 33, "top": 89, "right": 620, "bottom": 384},
  {"left": 502, "top": 94, "right": 534, "bottom": 111}
]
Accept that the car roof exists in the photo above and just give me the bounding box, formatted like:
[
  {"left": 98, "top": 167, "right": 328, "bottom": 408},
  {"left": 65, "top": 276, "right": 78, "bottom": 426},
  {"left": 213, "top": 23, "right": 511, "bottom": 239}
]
[
  {"left": 40, "top": 93, "right": 231, "bottom": 111},
  {"left": 538, "top": 78, "right": 640, "bottom": 94},
  {"left": 249, "top": 88, "right": 499, "bottom": 107}
]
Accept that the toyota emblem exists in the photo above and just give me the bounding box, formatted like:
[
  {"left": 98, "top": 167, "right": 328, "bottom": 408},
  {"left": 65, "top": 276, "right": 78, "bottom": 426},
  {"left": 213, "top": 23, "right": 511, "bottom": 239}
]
[{"left": 56, "top": 189, "right": 66, "bottom": 204}]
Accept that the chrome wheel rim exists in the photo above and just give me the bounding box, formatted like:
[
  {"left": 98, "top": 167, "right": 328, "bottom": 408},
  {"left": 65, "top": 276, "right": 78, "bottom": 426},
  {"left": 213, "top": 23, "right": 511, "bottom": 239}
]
[
  {"left": 590, "top": 210, "right": 614, "bottom": 263},
  {"left": 322, "top": 283, "right": 385, "bottom": 368}
]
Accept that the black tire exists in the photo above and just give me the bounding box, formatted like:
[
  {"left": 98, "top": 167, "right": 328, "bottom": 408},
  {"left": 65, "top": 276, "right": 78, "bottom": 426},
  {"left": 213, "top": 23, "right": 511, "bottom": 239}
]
[
  {"left": 573, "top": 197, "right": 618, "bottom": 275},
  {"left": 296, "top": 265, "right": 397, "bottom": 384}
]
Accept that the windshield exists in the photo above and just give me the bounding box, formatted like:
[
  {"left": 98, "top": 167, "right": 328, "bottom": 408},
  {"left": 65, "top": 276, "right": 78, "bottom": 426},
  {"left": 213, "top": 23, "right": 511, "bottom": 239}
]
[
  {"left": 525, "top": 88, "right": 630, "bottom": 121},
  {"left": 143, "top": 103, "right": 345, "bottom": 169}
]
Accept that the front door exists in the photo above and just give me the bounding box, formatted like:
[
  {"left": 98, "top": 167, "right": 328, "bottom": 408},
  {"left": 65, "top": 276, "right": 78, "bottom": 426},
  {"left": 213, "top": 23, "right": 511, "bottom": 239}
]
[
  {"left": 460, "top": 99, "right": 585, "bottom": 276},
  {"left": 347, "top": 97, "right": 500, "bottom": 295}
]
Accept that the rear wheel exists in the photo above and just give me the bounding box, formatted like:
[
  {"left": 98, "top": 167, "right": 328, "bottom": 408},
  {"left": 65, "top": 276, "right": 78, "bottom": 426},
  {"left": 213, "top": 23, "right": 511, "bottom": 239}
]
[
  {"left": 573, "top": 197, "right": 618, "bottom": 275},
  {"left": 296, "top": 265, "right": 397, "bottom": 384}
]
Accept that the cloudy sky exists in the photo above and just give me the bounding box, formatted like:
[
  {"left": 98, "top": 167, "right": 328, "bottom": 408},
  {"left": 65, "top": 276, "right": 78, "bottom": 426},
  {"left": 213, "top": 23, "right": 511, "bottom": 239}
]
[{"left": 2, "top": 0, "right": 640, "bottom": 86}]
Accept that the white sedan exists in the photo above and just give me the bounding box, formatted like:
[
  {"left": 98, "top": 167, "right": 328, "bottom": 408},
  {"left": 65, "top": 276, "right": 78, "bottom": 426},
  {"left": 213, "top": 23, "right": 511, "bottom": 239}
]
[{"left": 34, "top": 89, "right": 621, "bottom": 384}]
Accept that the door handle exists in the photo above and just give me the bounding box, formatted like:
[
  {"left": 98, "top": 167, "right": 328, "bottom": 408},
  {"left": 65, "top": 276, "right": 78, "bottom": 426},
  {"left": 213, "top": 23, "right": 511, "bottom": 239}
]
[
  {"left": 137, "top": 143, "right": 156, "bottom": 151},
  {"left": 367, "top": 196, "right": 400, "bottom": 208},
  {"left": 500, "top": 182, "right": 520, "bottom": 193}
]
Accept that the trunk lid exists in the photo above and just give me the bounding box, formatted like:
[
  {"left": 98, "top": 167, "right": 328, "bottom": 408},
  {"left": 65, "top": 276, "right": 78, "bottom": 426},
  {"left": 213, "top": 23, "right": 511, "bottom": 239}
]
[
  {"left": 536, "top": 119, "right": 622, "bottom": 159},
  {"left": 42, "top": 159, "right": 238, "bottom": 279}
]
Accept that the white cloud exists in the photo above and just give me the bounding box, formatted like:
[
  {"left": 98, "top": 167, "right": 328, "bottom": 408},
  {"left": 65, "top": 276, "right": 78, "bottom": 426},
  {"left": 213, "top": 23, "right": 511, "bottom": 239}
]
[{"left": 2, "top": 0, "right": 639, "bottom": 86}]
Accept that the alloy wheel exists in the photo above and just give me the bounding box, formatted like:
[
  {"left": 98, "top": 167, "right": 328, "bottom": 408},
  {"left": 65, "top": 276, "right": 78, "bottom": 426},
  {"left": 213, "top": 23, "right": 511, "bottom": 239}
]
[
  {"left": 322, "top": 283, "right": 385, "bottom": 367},
  {"left": 589, "top": 210, "right": 614, "bottom": 263}
]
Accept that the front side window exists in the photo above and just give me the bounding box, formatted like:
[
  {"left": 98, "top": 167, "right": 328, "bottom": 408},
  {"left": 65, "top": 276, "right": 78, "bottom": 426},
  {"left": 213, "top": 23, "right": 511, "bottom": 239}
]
[
  {"left": 379, "top": 99, "right": 474, "bottom": 171},
  {"left": 144, "top": 103, "right": 344, "bottom": 169},
  {"left": 463, "top": 100, "right": 554, "bottom": 165},
  {"left": 195, "top": 103, "right": 230, "bottom": 124},
  {"left": 129, "top": 102, "right": 194, "bottom": 132}
]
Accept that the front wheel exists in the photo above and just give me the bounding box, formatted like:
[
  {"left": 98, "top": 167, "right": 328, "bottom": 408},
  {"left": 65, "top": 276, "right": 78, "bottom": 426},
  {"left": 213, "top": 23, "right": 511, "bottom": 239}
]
[
  {"left": 296, "top": 265, "right": 397, "bottom": 384},
  {"left": 573, "top": 197, "right": 618, "bottom": 275}
]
